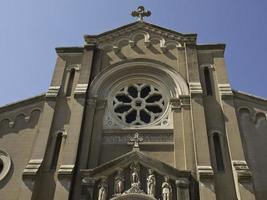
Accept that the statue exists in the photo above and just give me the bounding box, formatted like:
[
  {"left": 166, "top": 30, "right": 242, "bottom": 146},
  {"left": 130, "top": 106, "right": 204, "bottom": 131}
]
[
  {"left": 162, "top": 176, "right": 172, "bottom": 200},
  {"left": 130, "top": 163, "right": 140, "bottom": 187},
  {"left": 147, "top": 169, "right": 156, "bottom": 196},
  {"left": 98, "top": 179, "right": 107, "bottom": 200},
  {"left": 114, "top": 169, "right": 124, "bottom": 195}
]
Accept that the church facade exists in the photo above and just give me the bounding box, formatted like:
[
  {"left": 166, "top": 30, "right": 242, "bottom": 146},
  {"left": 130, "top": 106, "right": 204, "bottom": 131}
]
[{"left": 0, "top": 7, "right": 267, "bottom": 200}]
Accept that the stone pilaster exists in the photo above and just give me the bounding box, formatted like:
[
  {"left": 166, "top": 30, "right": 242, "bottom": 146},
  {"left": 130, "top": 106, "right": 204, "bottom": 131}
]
[{"left": 176, "top": 178, "right": 190, "bottom": 200}]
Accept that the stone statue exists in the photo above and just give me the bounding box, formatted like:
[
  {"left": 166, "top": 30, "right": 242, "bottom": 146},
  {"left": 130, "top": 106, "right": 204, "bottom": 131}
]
[
  {"left": 147, "top": 169, "right": 156, "bottom": 196},
  {"left": 98, "top": 179, "right": 107, "bottom": 200},
  {"left": 114, "top": 169, "right": 124, "bottom": 195},
  {"left": 162, "top": 176, "right": 172, "bottom": 200},
  {"left": 130, "top": 163, "right": 140, "bottom": 187}
]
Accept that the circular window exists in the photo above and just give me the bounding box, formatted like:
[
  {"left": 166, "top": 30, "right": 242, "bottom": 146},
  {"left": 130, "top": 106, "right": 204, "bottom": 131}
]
[
  {"left": 111, "top": 83, "right": 168, "bottom": 126},
  {"left": 0, "top": 150, "right": 11, "bottom": 181}
]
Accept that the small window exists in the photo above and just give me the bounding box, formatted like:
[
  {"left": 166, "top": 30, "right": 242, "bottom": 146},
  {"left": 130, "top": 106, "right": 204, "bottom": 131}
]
[
  {"left": 213, "top": 133, "right": 225, "bottom": 172},
  {"left": 66, "top": 69, "right": 75, "bottom": 97},
  {"left": 51, "top": 132, "right": 63, "bottom": 169},
  {"left": 204, "top": 67, "right": 213, "bottom": 96}
]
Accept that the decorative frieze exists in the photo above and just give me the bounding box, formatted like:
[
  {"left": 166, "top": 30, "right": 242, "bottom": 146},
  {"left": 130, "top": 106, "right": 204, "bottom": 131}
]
[{"left": 102, "top": 133, "right": 173, "bottom": 145}]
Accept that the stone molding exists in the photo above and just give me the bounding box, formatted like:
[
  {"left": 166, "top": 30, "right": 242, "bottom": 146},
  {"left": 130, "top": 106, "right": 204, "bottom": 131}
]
[
  {"left": 197, "top": 166, "right": 214, "bottom": 180},
  {"left": 232, "top": 160, "right": 252, "bottom": 183},
  {"left": 219, "top": 84, "right": 233, "bottom": 99},
  {"left": 189, "top": 82, "right": 203, "bottom": 96},
  {"left": 46, "top": 86, "right": 61, "bottom": 98},
  {"left": 74, "top": 84, "right": 88, "bottom": 96},
  {"left": 23, "top": 159, "right": 43, "bottom": 177},
  {"left": 66, "top": 64, "right": 80, "bottom": 71},
  {"left": 58, "top": 164, "right": 75, "bottom": 176}
]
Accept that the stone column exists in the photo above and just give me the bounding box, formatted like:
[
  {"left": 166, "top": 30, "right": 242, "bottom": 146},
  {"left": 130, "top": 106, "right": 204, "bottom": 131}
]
[{"left": 176, "top": 178, "right": 190, "bottom": 200}]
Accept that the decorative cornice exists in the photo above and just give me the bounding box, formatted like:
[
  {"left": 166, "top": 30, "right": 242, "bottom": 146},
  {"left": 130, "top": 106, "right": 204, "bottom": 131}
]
[
  {"left": 232, "top": 160, "right": 252, "bottom": 183},
  {"left": 45, "top": 86, "right": 61, "bottom": 98},
  {"left": 197, "top": 166, "right": 214, "bottom": 180},
  {"left": 58, "top": 164, "right": 75, "bottom": 175},
  {"left": 55, "top": 47, "right": 84, "bottom": 54},
  {"left": 74, "top": 84, "right": 88, "bottom": 96},
  {"left": 197, "top": 44, "right": 226, "bottom": 51},
  {"left": 219, "top": 84, "right": 233, "bottom": 99},
  {"left": 189, "top": 82, "right": 203, "bottom": 96},
  {"left": 23, "top": 159, "right": 43, "bottom": 177}
]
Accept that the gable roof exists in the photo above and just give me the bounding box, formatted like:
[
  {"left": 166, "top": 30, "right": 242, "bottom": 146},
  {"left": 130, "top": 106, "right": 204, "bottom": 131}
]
[{"left": 84, "top": 21, "right": 197, "bottom": 45}]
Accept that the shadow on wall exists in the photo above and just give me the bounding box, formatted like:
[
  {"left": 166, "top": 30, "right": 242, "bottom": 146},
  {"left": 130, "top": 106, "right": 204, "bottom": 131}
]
[
  {"left": 0, "top": 109, "right": 41, "bottom": 137},
  {"left": 239, "top": 108, "right": 267, "bottom": 200}
]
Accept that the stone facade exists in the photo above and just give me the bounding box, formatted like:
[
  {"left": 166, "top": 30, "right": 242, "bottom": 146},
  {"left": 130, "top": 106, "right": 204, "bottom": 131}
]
[{"left": 0, "top": 17, "right": 266, "bottom": 200}]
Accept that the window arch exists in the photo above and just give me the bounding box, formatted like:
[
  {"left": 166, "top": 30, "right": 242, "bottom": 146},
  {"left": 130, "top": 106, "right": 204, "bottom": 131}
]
[{"left": 89, "top": 60, "right": 189, "bottom": 130}]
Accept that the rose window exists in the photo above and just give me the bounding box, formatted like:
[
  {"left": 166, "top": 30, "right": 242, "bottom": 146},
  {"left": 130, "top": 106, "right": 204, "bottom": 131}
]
[{"left": 112, "top": 83, "right": 166, "bottom": 125}]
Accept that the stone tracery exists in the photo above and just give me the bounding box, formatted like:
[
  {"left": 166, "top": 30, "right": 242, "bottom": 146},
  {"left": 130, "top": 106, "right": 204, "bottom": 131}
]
[{"left": 112, "top": 83, "right": 166, "bottom": 126}]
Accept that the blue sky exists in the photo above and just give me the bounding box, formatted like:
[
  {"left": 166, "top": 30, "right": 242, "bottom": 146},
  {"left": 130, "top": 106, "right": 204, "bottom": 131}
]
[{"left": 1, "top": 0, "right": 267, "bottom": 106}]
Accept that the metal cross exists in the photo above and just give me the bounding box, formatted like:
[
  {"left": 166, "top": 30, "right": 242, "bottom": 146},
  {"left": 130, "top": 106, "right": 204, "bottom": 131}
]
[
  {"left": 131, "top": 6, "right": 151, "bottom": 21},
  {"left": 129, "top": 132, "right": 143, "bottom": 150}
]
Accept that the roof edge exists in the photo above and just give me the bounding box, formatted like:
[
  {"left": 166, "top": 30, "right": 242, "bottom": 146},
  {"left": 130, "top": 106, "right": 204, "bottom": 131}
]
[
  {"left": 233, "top": 90, "right": 267, "bottom": 105},
  {"left": 55, "top": 47, "right": 84, "bottom": 54},
  {"left": 197, "top": 44, "right": 226, "bottom": 51},
  {"left": 84, "top": 21, "right": 197, "bottom": 42},
  {"left": 0, "top": 93, "right": 45, "bottom": 113}
]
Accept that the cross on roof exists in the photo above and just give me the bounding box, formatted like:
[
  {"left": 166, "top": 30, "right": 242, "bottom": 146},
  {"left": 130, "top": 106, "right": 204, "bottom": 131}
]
[
  {"left": 129, "top": 132, "right": 143, "bottom": 150},
  {"left": 131, "top": 6, "right": 151, "bottom": 21}
]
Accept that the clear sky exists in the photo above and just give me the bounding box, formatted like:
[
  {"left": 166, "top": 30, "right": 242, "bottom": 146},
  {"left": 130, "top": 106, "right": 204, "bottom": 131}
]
[{"left": 1, "top": 0, "right": 267, "bottom": 106}]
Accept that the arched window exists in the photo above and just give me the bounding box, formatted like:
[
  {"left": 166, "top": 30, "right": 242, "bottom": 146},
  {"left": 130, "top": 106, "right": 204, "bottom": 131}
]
[
  {"left": 213, "top": 132, "right": 224, "bottom": 172},
  {"left": 51, "top": 132, "right": 63, "bottom": 169},
  {"left": 66, "top": 68, "right": 75, "bottom": 97},
  {"left": 204, "top": 67, "right": 213, "bottom": 96}
]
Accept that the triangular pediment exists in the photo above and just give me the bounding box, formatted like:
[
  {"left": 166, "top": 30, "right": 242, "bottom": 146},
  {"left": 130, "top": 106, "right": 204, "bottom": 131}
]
[
  {"left": 84, "top": 21, "right": 197, "bottom": 50},
  {"left": 81, "top": 150, "right": 191, "bottom": 180},
  {"left": 80, "top": 150, "right": 196, "bottom": 200}
]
